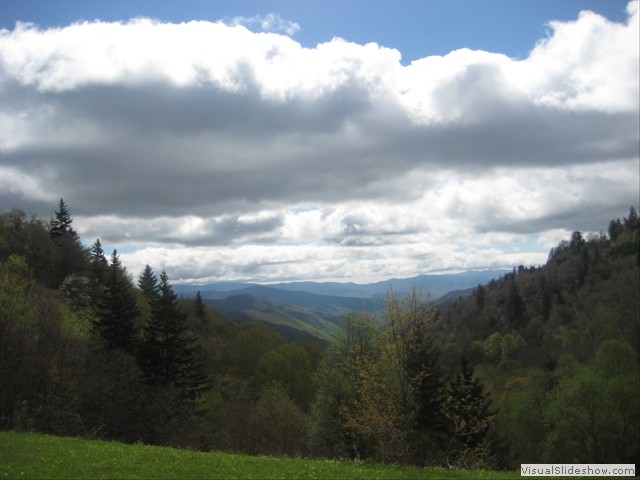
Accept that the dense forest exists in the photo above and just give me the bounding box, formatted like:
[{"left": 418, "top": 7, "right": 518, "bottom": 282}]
[{"left": 1, "top": 199, "right": 638, "bottom": 469}]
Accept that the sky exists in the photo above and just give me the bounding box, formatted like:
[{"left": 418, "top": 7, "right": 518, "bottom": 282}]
[{"left": 0, "top": 0, "right": 638, "bottom": 285}]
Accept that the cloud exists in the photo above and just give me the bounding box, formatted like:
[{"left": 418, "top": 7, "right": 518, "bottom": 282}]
[
  {"left": 229, "top": 13, "right": 301, "bottom": 37},
  {"left": 0, "top": 3, "right": 638, "bottom": 283}
]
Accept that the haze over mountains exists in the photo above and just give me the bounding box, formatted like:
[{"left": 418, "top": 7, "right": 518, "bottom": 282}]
[
  {"left": 173, "top": 270, "right": 509, "bottom": 342},
  {"left": 174, "top": 269, "right": 509, "bottom": 299}
]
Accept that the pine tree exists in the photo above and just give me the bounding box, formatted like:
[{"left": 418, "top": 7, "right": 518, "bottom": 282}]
[
  {"left": 405, "top": 314, "right": 449, "bottom": 464},
  {"left": 49, "top": 198, "right": 78, "bottom": 240},
  {"left": 137, "top": 264, "right": 159, "bottom": 298},
  {"left": 506, "top": 277, "right": 526, "bottom": 328},
  {"left": 93, "top": 250, "right": 140, "bottom": 353},
  {"left": 90, "top": 238, "right": 109, "bottom": 283},
  {"left": 475, "top": 284, "right": 486, "bottom": 309},
  {"left": 139, "top": 270, "right": 208, "bottom": 397},
  {"left": 443, "top": 358, "right": 493, "bottom": 467},
  {"left": 194, "top": 291, "right": 207, "bottom": 322},
  {"left": 47, "top": 198, "right": 86, "bottom": 286}
]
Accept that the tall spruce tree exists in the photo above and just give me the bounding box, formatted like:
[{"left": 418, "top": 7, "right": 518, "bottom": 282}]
[
  {"left": 405, "top": 317, "right": 449, "bottom": 464},
  {"left": 137, "top": 264, "right": 159, "bottom": 298},
  {"left": 47, "top": 198, "right": 86, "bottom": 286},
  {"left": 93, "top": 250, "right": 140, "bottom": 353},
  {"left": 90, "top": 238, "right": 109, "bottom": 284},
  {"left": 443, "top": 358, "right": 493, "bottom": 466},
  {"left": 194, "top": 291, "right": 207, "bottom": 322},
  {"left": 139, "top": 270, "right": 208, "bottom": 398},
  {"left": 49, "top": 198, "right": 77, "bottom": 240}
]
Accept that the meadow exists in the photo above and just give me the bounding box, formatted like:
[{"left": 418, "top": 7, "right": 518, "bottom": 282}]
[{"left": 0, "top": 432, "right": 521, "bottom": 479}]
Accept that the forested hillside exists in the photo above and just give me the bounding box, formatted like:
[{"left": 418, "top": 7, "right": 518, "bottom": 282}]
[
  {"left": 0, "top": 200, "right": 638, "bottom": 469},
  {"left": 434, "top": 208, "right": 640, "bottom": 466}
]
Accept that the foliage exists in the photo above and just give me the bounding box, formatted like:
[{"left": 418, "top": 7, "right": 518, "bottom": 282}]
[
  {"left": 194, "top": 291, "right": 207, "bottom": 322},
  {"left": 48, "top": 198, "right": 88, "bottom": 287},
  {"left": 90, "top": 238, "right": 109, "bottom": 284},
  {"left": 254, "top": 382, "right": 307, "bottom": 456},
  {"left": 443, "top": 359, "right": 494, "bottom": 468},
  {"left": 437, "top": 206, "right": 639, "bottom": 467},
  {"left": 543, "top": 340, "right": 639, "bottom": 463},
  {"left": 92, "top": 250, "right": 140, "bottom": 353},
  {"left": 310, "top": 291, "right": 456, "bottom": 466},
  {"left": 483, "top": 332, "right": 526, "bottom": 364},
  {"left": 138, "top": 271, "right": 209, "bottom": 397},
  {"left": 138, "top": 264, "right": 159, "bottom": 298},
  {"left": 1, "top": 201, "right": 638, "bottom": 469}
]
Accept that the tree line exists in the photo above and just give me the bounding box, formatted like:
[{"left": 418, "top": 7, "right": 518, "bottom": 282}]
[{"left": 1, "top": 200, "right": 638, "bottom": 468}]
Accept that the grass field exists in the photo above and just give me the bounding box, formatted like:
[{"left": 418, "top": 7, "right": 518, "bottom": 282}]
[{"left": 0, "top": 431, "right": 524, "bottom": 479}]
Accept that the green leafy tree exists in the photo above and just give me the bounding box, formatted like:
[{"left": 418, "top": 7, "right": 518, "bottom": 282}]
[
  {"left": 226, "top": 323, "right": 283, "bottom": 378},
  {"left": 308, "top": 313, "right": 376, "bottom": 459},
  {"left": 0, "top": 254, "right": 86, "bottom": 435},
  {"left": 0, "top": 210, "right": 55, "bottom": 285},
  {"left": 373, "top": 287, "right": 449, "bottom": 464},
  {"left": 92, "top": 250, "right": 140, "bottom": 353},
  {"left": 483, "top": 332, "right": 526, "bottom": 364},
  {"left": 342, "top": 354, "right": 405, "bottom": 462},
  {"left": 139, "top": 270, "right": 208, "bottom": 398},
  {"left": 255, "top": 343, "right": 313, "bottom": 408},
  {"left": 543, "top": 340, "right": 639, "bottom": 463},
  {"left": 0, "top": 255, "right": 39, "bottom": 429},
  {"left": 254, "top": 383, "right": 307, "bottom": 456}
]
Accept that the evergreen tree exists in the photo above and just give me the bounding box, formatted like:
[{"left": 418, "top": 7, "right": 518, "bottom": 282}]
[
  {"left": 442, "top": 358, "right": 494, "bottom": 467},
  {"left": 90, "top": 238, "right": 109, "bottom": 283},
  {"left": 194, "top": 291, "right": 207, "bottom": 322},
  {"left": 92, "top": 250, "right": 140, "bottom": 353},
  {"left": 506, "top": 277, "right": 526, "bottom": 328},
  {"left": 47, "top": 198, "right": 86, "bottom": 286},
  {"left": 608, "top": 218, "right": 624, "bottom": 242},
  {"left": 49, "top": 198, "right": 78, "bottom": 241},
  {"left": 624, "top": 206, "right": 638, "bottom": 231},
  {"left": 139, "top": 270, "right": 208, "bottom": 398},
  {"left": 137, "top": 264, "right": 159, "bottom": 298},
  {"left": 475, "top": 284, "right": 486, "bottom": 309},
  {"left": 405, "top": 315, "right": 449, "bottom": 464}
]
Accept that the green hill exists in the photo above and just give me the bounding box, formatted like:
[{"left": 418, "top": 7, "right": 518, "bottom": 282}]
[
  {"left": 0, "top": 432, "right": 519, "bottom": 479},
  {"left": 432, "top": 208, "right": 639, "bottom": 466},
  {"left": 206, "top": 294, "right": 341, "bottom": 343}
]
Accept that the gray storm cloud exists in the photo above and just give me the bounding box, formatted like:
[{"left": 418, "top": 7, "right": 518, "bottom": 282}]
[{"left": 0, "top": 3, "right": 638, "bottom": 282}]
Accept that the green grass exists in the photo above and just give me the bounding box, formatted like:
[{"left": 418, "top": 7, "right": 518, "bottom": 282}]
[{"left": 0, "top": 431, "right": 521, "bottom": 479}]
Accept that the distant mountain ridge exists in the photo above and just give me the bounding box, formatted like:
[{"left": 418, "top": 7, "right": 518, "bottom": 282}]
[
  {"left": 174, "top": 270, "right": 509, "bottom": 300},
  {"left": 174, "top": 270, "right": 509, "bottom": 343}
]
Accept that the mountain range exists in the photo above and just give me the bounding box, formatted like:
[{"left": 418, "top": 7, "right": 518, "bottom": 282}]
[{"left": 174, "top": 270, "right": 509, "bottom": 342}]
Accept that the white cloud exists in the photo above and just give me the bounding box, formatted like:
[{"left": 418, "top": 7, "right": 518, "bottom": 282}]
[
  {"left": 0, "top": 3, "right": 638, "bottom": 283},
  {"left": 229, "top": 13, "right": 301, "bottom": 37}
]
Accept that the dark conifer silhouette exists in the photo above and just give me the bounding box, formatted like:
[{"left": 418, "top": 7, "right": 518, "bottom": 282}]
[
  {"left": 93, "top": 250, "right": 140, "bottom": 353},
  {"left": 137, "top": 264, "right": 159, "bottom": 298},
  {"left": 194, "top": 291, "right": 207, "bottom": 322},
  {"left": 139, "top": 270, "right": 208, "bottom": 398}
]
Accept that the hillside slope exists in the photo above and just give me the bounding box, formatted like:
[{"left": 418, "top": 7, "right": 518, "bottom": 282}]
[
  {"left": 206, "top": 294, "right": 342, "bottom": 343},
  {"left": 435, "top": 219, "right": 640, "bottom": 368}
]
